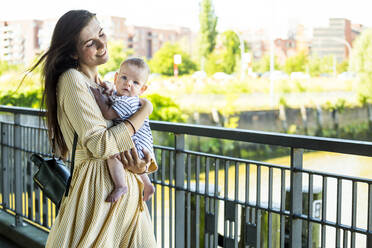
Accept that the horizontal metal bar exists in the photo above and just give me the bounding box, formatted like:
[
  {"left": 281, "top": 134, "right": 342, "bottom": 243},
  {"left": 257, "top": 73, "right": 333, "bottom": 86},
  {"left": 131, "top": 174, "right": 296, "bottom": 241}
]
[
  {"left": 149, "top": 120, "right": 372, "bottom": 157},
  {"left": 2, "top": 105, "right": 372, "bottom": 157},
  {"left": 294, "top": 167, "right": 372, "bottom": 184}
]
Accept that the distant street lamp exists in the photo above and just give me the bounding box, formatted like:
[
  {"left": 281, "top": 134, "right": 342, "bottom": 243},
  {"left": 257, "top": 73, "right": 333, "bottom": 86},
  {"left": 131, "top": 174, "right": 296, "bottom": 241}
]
[{"left": 174, "top": 54, "right": 182, "bottom": 78}]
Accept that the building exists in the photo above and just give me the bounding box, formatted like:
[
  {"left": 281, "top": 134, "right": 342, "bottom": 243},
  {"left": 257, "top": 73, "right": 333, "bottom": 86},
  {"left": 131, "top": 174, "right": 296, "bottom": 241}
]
[
  {"left": 126, "top": 25, "right": 193, "bottom": 59},
  {"left": 0, "top": 16, "right": 194, "bottom": 65},
  {"left": 0, "top": 20, "right": 43, "bottom": 64},
  {"left": 312, "top": 18, "right": 362, "bottom": 62}
]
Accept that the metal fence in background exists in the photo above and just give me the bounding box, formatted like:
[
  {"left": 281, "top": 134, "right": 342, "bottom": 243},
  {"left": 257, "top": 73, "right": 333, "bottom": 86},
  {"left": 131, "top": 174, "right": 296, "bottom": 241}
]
[{"left": 0, "top": 105, "right": 372, "bottom": 248}]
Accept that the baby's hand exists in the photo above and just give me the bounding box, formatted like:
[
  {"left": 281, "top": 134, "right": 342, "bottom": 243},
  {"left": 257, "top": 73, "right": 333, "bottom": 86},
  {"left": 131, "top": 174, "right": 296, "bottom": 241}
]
[{"left": 139, "top": 98, "right": 153, "bottom": 115}]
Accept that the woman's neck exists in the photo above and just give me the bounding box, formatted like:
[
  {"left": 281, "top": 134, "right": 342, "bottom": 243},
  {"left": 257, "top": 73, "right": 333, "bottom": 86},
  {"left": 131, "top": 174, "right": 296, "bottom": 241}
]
[{"left": 78, "top": 65, "right": 100, "bottom": 83}]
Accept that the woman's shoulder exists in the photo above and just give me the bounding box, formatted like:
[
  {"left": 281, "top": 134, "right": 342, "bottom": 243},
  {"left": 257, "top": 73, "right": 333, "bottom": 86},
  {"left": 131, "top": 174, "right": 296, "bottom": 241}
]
[{"left": 59, "top": 68, "right": 84, "bottom": 83}]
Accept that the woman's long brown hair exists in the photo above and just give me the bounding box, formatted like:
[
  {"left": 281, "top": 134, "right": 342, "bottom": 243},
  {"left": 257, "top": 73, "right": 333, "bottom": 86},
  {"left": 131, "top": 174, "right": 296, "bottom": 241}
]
[{"left": 27, "top": 10, "right": 96, "bottom": 159}]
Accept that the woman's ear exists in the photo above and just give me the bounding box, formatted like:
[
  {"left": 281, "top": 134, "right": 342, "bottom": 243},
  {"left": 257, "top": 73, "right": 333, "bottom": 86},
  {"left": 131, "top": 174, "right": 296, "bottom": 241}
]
[{"left": 70, "top": 54, "right": 78, "bottom": 60}]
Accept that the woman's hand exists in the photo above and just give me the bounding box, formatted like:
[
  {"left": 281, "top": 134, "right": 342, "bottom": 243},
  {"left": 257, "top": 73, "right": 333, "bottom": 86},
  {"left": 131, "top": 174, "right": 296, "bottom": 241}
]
[
  {"left": 121, "top": 148, "right": 151, "bottom": 174},
  {"left": 139, "top": 98, "right": 153, "bottom": 116}
]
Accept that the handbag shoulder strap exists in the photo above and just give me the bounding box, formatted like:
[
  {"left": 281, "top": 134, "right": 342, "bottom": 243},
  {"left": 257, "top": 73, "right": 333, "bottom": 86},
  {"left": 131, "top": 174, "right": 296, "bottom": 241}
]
[{"left": 65, "top": 131, "right": 78, "bottom": 197}]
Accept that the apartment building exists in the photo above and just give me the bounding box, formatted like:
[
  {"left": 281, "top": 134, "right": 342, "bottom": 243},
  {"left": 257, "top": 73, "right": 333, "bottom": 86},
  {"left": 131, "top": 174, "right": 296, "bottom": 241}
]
[
  {"left": 312, "top": 18, "right": 362, "bottom": 62},
  {"left": 126, "top": 24, "right": 193, "bottom": 59},
  {"left": 0, "top": 16, "right": 194, "bottom": 65},
  {"left": 0, "top": 20, "right": 43, "bottom": 64}
]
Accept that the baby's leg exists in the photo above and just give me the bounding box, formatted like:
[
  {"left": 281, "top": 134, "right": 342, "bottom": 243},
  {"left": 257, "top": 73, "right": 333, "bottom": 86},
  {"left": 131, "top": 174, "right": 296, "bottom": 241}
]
[
  {"left": 106, "top": 156, "right": 128, "bottom": 202},
  {"left": 141, "top": 174, "right": 155, "bottom": 201}
]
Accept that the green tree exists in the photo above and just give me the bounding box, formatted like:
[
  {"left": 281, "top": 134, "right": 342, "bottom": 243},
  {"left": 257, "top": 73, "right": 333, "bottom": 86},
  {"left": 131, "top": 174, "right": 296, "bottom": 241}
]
[
  {"left": 283, "top": 51, "right": 308, "bottom": 74},
  {"left": 98, "top": 40, "right": 133, "bottom": 77},
  {"left": 149, "top": 42, "right": 197, "bottom": 76},
  {"left": 351, "top": 28, "right": 372, "bottom": 74},
  {"left": 198, "top": 0, "right": 218, "bottom": 59},
  {"left": 145, "top": 93, "right": 188, "bottom": 122},
  {"left": 308, "top": 54, "right": 334, "bottom": 77},
  {"left": 0, "top": 60, "right": 22, "bottom": 76},
  {"left": 252, "top": 54, "right": 280, "bottom": 73},
  {"left": 205, "top": 30, "right": 241, "bottom": 75}
]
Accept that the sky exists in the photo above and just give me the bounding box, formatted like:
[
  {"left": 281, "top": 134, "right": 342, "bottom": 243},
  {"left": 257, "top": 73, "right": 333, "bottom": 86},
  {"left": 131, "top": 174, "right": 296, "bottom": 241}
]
[{"left": 1, "top": 0, "right": 371, "bottom": 38}]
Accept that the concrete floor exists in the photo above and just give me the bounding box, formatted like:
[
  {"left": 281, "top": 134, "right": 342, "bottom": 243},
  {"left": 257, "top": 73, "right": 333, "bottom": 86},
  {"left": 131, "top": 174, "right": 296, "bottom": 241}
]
[{"left": 0, "top": 235, "right": 22, "bottom": 248}]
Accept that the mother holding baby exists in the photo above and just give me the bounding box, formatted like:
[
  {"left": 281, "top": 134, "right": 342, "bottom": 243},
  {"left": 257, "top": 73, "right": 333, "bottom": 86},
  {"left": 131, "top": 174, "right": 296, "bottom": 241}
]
[{"left": 29, "top": 9, "right": 157, "bottom": 247}]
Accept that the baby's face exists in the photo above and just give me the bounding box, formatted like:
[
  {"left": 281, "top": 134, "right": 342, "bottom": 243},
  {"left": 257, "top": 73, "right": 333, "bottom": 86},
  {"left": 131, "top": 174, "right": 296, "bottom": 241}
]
[{"left": 114, "top": 64, "right": 148, "bottom": 97}]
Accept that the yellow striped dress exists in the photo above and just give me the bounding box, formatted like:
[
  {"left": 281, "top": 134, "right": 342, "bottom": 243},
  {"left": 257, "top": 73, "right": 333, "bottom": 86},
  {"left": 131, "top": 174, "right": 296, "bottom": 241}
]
[{"left": 45, "top": 69, "right": 157, "bottom": 248}]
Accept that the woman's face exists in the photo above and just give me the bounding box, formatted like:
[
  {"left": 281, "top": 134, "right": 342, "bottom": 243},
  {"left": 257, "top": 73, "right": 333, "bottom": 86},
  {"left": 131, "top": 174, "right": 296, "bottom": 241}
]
[{"left": 76, "top": 18, "right": 109, "bottom": 68}]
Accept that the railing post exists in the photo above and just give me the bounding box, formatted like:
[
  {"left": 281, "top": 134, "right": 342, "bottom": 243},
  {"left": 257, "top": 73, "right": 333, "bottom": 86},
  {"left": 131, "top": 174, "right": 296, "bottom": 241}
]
[
  {"left": 1, "top": 122, "right": 10, "bottom": 210},
  {"left": 290, "top": 148, "right": 303, "bottom": 247},
  {"left": 175, "top": 134, "right": 185, "bottom": 248},
  {"left": 13, "top": 113, "right": 24, "bottom": 227}
]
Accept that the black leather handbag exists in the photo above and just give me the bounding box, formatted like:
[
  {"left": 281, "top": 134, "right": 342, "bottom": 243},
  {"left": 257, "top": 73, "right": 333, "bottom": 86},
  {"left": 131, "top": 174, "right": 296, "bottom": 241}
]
[{"left": 30, "top": 132, "right": 78, "bottom": 208}]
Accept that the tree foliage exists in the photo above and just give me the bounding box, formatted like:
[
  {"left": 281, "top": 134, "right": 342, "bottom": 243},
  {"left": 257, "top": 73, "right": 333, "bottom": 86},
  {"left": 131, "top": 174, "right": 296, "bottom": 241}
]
[
  {"left": 149, "top": 42, "right": 197, "bottom": 76},
  {"left": 283, "top": 51, "right": 308, "bottom": 74},
  {"left": 198, "top": 0, "right": 218, "bottom": 59},
  {"left": 351, "top": 29, "right": 372, "bottom": 102},
  {"left": 307, "top": 55, "right": 334, "bottom": 77},
  {"left": 252, "top": 54, "right": 280, "bottom": 73},
  {"left": 145, "top": 93, "right": 188, "bottom": 122},
  {"left": 205, "top": 30, "right": 241, "bottom": 75},
  {"left": 98, "top": 40, "right": 133, "bottom": 77}
]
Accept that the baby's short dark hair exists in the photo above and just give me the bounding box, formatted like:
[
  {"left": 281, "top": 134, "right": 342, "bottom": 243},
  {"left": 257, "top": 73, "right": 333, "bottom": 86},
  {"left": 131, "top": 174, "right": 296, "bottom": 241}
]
[{"left": 122, "top": 57, "right": 150, "bottom": 75}]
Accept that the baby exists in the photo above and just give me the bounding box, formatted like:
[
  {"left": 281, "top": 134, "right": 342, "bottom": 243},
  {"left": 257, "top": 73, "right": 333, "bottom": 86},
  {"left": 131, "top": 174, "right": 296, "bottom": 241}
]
[{"left": 92, "top": 57, "right": 157, "bottom": 202}]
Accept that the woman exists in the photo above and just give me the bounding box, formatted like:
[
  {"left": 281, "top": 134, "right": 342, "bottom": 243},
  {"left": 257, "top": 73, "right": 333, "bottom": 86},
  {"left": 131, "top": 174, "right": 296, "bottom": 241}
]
[{"left": 30, "top": 10, "right": 157, "bottom": 247}]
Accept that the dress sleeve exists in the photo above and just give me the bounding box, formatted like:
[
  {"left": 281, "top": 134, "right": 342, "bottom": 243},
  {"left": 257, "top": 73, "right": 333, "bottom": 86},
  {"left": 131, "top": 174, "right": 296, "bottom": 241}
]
[{"left": 58, "top": 69, "right": 134, "bottom": 159}]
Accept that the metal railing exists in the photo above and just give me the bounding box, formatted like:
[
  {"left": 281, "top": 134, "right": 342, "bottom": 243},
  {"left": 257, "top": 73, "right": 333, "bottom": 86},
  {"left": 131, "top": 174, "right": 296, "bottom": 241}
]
[{"left": 0, "top": 105, "right": 372, "bottom": 248}]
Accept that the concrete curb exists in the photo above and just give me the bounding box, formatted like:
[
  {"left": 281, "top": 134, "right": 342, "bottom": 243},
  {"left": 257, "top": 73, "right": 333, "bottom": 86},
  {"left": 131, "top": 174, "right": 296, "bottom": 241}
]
[{"left": 0, "top": 210, "right": 48, "bottom": 248}]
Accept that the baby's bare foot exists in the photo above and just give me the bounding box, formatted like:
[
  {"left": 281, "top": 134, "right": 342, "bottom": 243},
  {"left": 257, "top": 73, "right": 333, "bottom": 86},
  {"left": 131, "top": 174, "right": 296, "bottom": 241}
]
[
  {"left": 143, "top": 184, "right": 155, "bottom": 201},
  {"left": 106, "top": 186, "right": 128, "bottom": 202}
]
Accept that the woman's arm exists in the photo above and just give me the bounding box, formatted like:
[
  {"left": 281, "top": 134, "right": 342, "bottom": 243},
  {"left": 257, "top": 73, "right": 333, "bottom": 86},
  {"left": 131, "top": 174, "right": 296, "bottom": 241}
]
[{"left": 58, "top": 69, "right": 134, "bottom": 159}]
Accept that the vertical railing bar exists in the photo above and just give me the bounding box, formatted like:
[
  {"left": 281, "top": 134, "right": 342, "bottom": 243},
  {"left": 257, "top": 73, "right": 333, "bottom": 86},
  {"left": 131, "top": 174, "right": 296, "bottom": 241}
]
[
  {"left": 2, "top": 123, "right": 10, "bottom": 210},
  {"left": 256, "top": 164, "right": 261, "bottom": 248},
  {"left": 234, "top": 161, "right": 239, "bottom": 248},
  {"left": 169, "top": 150, "right": 174, "bottom": 248},
  {"left": 161, "top": 150, "right": 165, "bottom": 248},
  {"left": 321, "top": 176, "right": 328, "bottom": 248},
  {"left": 153, "top": 150, "right": 158, "bottom": 240},
  {"left": 343, "top": 229, "right": 348, "bottom": 248},
  {"left": 224, "top": 160, "right": 228, "bottom": 242},
  {"left": 307, "top": 173, "right": 313, "bottom": 248},
  {"left": 13, "top": 113, "right": 24, "bottom": 226},
  {"left": 280, "top": 169, "right": 286, "bottom": 248},
  {"left": 195, "top": 155, "right": 200, "bottom": 248},
  {"left": 245, "top": 163, "right": 250, "bottom": 222},
  {"left": 186, "top": 154, "right": 191, "bottom": 248},
  {"left": 268, "top": 167, "right": 273, "bottom": 248},
  {"left": 351, "top": 181, "right": 357, "bottom": 248},
  {"left": 336, "top": 178, "right": 342, "bottom": 248},
  {"left": 204, "top": 157, "right": 210, "bottom": 248},
  {"left": 214, "top": 159, "right": 219, "bottom": 247},
  {"left": 367, "top": 183, "right": 372, "bottom": 248},
  {"left": 290, "top": 148, "right": 303, "bottom": 248},
  {"left": 175, "top": 134, "right": 185, "bottom": 248}
]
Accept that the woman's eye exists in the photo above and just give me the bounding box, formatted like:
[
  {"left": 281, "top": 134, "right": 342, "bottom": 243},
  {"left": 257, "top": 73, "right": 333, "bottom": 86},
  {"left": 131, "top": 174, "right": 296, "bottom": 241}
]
[
  {"left": 134, "top": 81, "right": 139, "bottom": 85},
  {"left": 99, "top": 32, "right": 105, "bottom": 38},
  {"left": 122, "top": 76, "right": 127, "bottom": 80},
  {"left": 86, "top": 41, "right": 94, "bottom": 47}
]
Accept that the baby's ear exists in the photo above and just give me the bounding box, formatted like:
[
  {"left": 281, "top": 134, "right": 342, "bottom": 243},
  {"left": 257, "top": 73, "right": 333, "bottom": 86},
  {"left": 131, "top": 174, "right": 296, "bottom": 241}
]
[
  {"left": 114, "top": 72, "right": 119, "bottom": 84},
  {"left": 139, "top": 85, "right": 148, "bottom": 95}
]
